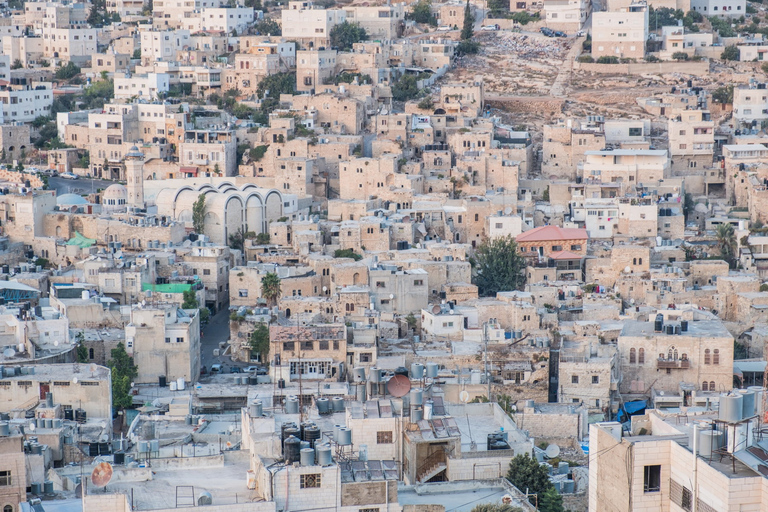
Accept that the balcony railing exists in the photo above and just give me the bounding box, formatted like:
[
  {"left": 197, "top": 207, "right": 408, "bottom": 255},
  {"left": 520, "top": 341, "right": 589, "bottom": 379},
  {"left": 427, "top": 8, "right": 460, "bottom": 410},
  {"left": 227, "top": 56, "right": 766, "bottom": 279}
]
[{"left": 657, "top": 358, "right": 690, "bottom": 369}]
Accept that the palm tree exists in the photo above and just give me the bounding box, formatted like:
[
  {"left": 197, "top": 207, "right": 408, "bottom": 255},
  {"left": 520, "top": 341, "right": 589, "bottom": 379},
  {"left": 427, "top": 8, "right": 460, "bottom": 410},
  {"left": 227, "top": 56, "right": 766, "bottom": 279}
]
[
  {"left": 716, "top": 223, "right": 737, "bottom": 266},
  {"left": 261, "top": 272, "right": 281, "bottom": 308}
]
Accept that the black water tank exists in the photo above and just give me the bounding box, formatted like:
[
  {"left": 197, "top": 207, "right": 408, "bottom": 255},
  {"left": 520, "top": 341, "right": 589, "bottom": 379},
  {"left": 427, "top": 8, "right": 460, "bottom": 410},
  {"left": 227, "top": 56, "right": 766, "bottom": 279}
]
[
  {"left": 681, "top": 320, "right": 688, "bottom": 332},
  {"left": 394, "top": 366, "right": 409, "bottom": 378},
  {"left": 281, "top": 422, "right": 298, "bottom": 442},
  {"left": 666, "top": 325, "right": 674, "bottom": 335},
  {"left": 304, "top": 425, "right": 321, "bottom": 448},
  {"left": 113, "top": 452, "right": 125, "bottom": 465},
  {"left": 89, "top": 442, "right": 99, "bottom": 456},
  {"left": 98, "top": 442, "right": 110, "bottom": 455},
  {"left": 75, "top": 409, "right": 86, "bottom": 423},
  {"left": 64, "top": 409, "right": 74, "bottom": 421},
  {"left": 284, "top": 435, "right": 301, "bottom": 463},
  {"left": 654, "top": 314, "right": 664, "bottom": 332},
  {"left": 159, "top": 375, "right": 167, "bottom": 387}
]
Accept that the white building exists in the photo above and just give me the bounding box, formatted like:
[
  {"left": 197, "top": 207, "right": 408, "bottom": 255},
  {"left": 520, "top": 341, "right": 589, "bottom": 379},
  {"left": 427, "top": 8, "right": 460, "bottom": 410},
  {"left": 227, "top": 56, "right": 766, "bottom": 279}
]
[
  {"left": 542, "top": 0, "right": 590, "bottom": 31},
  {"left": 281, "top": 2, "right": 346, "bottom": 45},
  {"left": 199, "top": 7, "right": 255, "bottom": 33},
  {"left": 41, "top": 27, "right": 98, "bottom": 63},
  {"left": 592, "top": 2, "right": 649, "bottom": 59},
  {"left": 690, "top": 0, "right": 745, "bottom": 17},
  {"left": 0, "top": 81, "right": 53, "bottom": 123},
  {"left": 140, "top": 28, "right": 191, "bottom": 65},
  {"left": 114, "top": 72, "right": 171, "bottom": 100},
  {"left": 733, "top": 83, "right": 768, "bottom": 126}
]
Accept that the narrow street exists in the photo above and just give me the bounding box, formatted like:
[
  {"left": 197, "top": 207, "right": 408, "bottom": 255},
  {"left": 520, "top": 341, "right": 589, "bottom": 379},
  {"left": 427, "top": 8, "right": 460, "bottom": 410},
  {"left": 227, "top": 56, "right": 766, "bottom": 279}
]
[{"left": 200, "top": 308, "right": 236, "bottom": 371}]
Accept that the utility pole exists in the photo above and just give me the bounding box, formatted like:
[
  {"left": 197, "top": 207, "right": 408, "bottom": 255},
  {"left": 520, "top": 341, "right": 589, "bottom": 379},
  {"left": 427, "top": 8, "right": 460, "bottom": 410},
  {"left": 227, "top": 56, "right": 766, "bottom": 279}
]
[{"left": 483, "top": 321, "right": 490, "bottom": 401}]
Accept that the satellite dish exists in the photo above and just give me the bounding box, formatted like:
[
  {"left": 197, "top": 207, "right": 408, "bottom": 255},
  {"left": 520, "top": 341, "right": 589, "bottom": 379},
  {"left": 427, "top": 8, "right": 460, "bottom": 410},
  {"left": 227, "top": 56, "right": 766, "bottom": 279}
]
[
  {"left": 322, "top": 286, "right": 327, "bottom": 292},
  {"left": 545, "top": 444, "right": 561, "bottom": 458},
  {"left": 386, "top": 374, "right": 411, "bottom": 398},
  {"left": 91, "top": 462, "right": 113, "bottom": 488},
  {"left": 432, "top": 305, "right": 441, "bottom": 314},
  {"left": 54, "top": 340, "right": 59, "bottom": 347},
  {"left": 28, "top": 422, "right": 35, "bottom": 432},
  {"left": 72, "top": 377, "right": 78, "bottom": 384},
  {"left": 3, "top": 348, "right": 15, "bottom": 358},
  {"left": 504, "top": 207, "right": 512, "bottom": 215},
  {"left": 90, "top": 363, "right": 97, "bottom": 374},
  {"left": 459, "top": 390, "right": 470, "bottom": 403},
  {"left": 624, "top": 266, "right": 631, "bottom": 273}
]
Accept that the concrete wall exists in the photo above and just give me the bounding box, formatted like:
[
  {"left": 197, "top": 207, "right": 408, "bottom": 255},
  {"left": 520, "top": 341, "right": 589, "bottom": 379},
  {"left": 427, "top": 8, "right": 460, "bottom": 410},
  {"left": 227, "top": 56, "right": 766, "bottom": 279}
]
[{"left": 574, "top": 60, "right": 709, "bottom": 75}]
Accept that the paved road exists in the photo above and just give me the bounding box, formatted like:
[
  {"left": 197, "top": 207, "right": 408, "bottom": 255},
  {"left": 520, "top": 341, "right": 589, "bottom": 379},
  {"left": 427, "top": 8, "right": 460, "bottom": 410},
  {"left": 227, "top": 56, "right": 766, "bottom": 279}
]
[
  {"left": 48, "top": 175, "right": 117, "bottom": 195},
  {"left": 200, "top": 308, "right": 236, "bottom": 371}
]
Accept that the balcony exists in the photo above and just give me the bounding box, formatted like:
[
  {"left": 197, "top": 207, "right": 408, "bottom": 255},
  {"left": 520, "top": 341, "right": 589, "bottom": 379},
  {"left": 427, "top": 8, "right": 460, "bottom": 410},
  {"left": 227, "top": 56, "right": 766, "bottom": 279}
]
[{"left": 657, "top": 358, "right": 690, "bottom": 369}]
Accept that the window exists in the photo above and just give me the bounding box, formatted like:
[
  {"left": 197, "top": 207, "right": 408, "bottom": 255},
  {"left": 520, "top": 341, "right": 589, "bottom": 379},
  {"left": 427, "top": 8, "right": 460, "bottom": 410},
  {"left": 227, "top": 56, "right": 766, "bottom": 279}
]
[
  {"left": 681, "top": 487, "right": 692, "bottom": 511},
  {"left": 629, "top": 127, "right": 642, "bottom": 137},
  {"left": 643, "top": 465, "right": 660, "bottom": 492},
  {"left": 376, "top": 431, "right": 393, "bottom": 444},
  {"left": 301, "top": 341, "right": 313, "bottom": 351},
  {"left": 319, "top": 340, "right": 329, "bottom": 350},
  {"left": 571, "top": 244, "right": 582, "bottom": 251},
  {"left": 239, "top": 289, "right": 248, "bottom": 297},
  {"left": 414, "top": 280, "right": 424, "bottom": 286},
  {"left": 176, "top": 337, "right": 184, "bottom": 343},
  {"left": 283, "top": 342, "right": 295, "bottom": 351},
  {"left": 300, "top": 474, "right": 321, "bottom": 488},
  {"left": 629, "top": 348, "right": 636, "bottom": 364},
  {"left": 571, "top": 375, "right": 579, "bottom": 384},
  {"left": 702, "top": 381, "right": 708, "bottom": 391},
  {"left": 638, "top": 348, "right": 644, "bottom": 364},
  {"left": 0, "top": 470, "right": 11, "bottom": 486},
  {"left": 704, "top": 349, "right": 710, "bottom": 365},
  {"left": 165, "top": 337, "right": 171, "bottom": 343},
  {"left": 203, "top": 269, "right": 211, "bottom": 275},
  {"left": 592, "top": 376, "right": 599, "bottom": 384},
  {"left": 710, "top": 380, "right": 715, "bottom": 390},
  {"left": 713, "top": 349, "right": 719, "bottom": 365}
]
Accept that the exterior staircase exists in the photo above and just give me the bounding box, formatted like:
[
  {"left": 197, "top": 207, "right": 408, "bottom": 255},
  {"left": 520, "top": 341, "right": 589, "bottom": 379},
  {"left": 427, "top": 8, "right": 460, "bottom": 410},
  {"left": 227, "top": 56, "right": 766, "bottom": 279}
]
[{"left": 418, "top": 462, "right": 447, "bottom": 483}]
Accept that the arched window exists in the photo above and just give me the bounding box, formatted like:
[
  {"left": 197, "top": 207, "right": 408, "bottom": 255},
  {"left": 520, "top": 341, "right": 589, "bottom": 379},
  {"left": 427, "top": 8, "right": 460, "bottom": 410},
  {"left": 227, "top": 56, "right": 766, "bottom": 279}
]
[
  {"left": 702, "top": 381, "right": 708, "bottom": 391},
  {"left": 681, "top": 353, "right": 687, "bottom": 361},
  {"left": 704, "top": 349, "right": 710, "bottom": 365},
  {"left": 633, "top": 258, "right": 637, "bottom": 265},
  {"left": 629, "top": 348, "right": 636, "bottom": 364},
  {"left": 710, "top": 381, "right": 715, "bottom": 391},
  {"left": 638, "top": 348, "right": 645, "bottom": 364},
  {"left": 713, "top": 349, "right": 719, "bottom": 365},
  {"left": 89, "top": 348, "right": 94, "bottom": 359},
  {"left": 4, "top": 505, "right": 14, "bottom": 512}
]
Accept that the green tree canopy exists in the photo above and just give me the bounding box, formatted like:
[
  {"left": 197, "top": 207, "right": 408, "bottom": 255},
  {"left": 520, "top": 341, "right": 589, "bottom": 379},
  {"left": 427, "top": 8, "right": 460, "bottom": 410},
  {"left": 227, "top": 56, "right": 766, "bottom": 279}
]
[
  {"left": 54, "top": 62, "right": 81, "bottom": 80},
  {"left": 249, "top": 322, "right": 270, "bottom": 362},
  {"left": 392, "top": 74, "right": 424, "bottom": 102},
  {"left": 255, "top": 18, "right": 281, "bottom": 35},
  {"left": 538, "top": 487, "right": 564, "bottom": 512},
  {"left": 506, "top": 453, "right": 553, "bottom": 505},
  {"left": 460, "top": 0, "right": 475, "bottom": 40},
  {"left": 108, "top": 342, "right": 138, "bottom": 410},
  {"left": 472, "top": 235, "right": 526, "bottom": 296},
  {"left": 257, "top": 72, "right": 296, "bottom": 100},
  {"left": 407, "top": 0, "right": 436, "bottom": 25},
  {"left": 182, "top": 289, "right": 199, "bottom": 309},
  {"left": 330, "top": 22, "right": 368, "bottom": 51},
  {"left": 334, "top": 248, "right": 362, "bottom": 260},
  {"left": 192, "top": 194, "right": 206, "bottom": 234},
  {"left": 720, "top": 44, "right": 739, "bottom": 60},
  {"left": 261, "top": 272, "right": 281, "bottom": 307}
]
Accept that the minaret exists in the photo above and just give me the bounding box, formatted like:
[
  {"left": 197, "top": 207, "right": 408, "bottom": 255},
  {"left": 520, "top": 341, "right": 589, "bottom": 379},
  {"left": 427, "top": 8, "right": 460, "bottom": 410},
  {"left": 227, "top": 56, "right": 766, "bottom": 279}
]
[{"left": 124, "top": 145, "right": 145, "bottom": 210}]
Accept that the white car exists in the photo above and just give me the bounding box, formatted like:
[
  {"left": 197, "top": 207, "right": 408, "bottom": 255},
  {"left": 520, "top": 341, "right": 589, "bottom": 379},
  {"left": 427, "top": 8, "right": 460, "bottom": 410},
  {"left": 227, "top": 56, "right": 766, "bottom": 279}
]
[
  {"left": 61, "top": 172, "right": 79, "bottom": 180},
  {"left": 437, "top": 25, "right": 452, "bottom": 31},
  {"left": 480, "top": 25, "right": 498, "bottom": 31}
]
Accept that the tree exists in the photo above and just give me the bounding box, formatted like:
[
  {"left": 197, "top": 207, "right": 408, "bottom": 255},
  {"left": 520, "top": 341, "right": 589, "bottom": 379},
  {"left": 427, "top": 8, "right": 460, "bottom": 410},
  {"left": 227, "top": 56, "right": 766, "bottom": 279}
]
[
  {"left": 330, "top": 22, "right": 368, "bottom": 51},
  {"left": 486, "top": 0, "right": 509, "bottom": 17},
  {"left": 256, "top": 72, "right": 296, "bottom": 100},
  {"left": 261, "top": 272, "right": 281, "bottom": 307},
  {"left": 470, "top": 505, "right": 523, "bottom": 512},
  {"left": 229, "top": 227, "right": 256, "bottom": 251},
  {"left": 712, "top": 84, "right": 734, "bottom": 104},
  {"left": 75, "top": 331, "right": 88, "bottom": 363},
  {"left": 506, "top": 453, "right": 553, "bottom": 505},
  {"left": 762, "top": 61, "right": 768, "bottom": 74},
  {"left": 461, "top": 0, "right": 475, "bottom": 40},
  {"left": 716, "top": 222, "right": 737, "bottom": 266},
  {"left": 249, "top": 322, "right": 270, "bottom": 362},
  {"left": 538, "top": 487, "right": 564, "bottom": 512},
  {"left": 392, "top": 74, "right": 423, "bottom": 102},
  {"left": 108, "top": 342, "right": 138, "bottom": 410},
  {"left": 11, "top": 59, "right": 22, "bottom": 70},
  {"left": 472, "top": 235, "right": 526, "bottom": 296},
  {"left": 417, "top": 96, "right": 434, "bottom": 110},
  {"left": 192, "top": 193, "right": 206, "bottom": 234},
  {"left": 456, "top": 40, "right": 480, "bottom": 55},
  {"left": 672, "top": 52, "right": 689, "bottom": 61},
  {"left": 256, "top": 232, "right": 271, "bottom": 244},
  {"left": 54, "top": 62, "right": 81, "bottom": 80},
  {"left": 334, "top": 248, "right": 363, "bottom": 260},
  {"left": 255, "top": 18, "right": 281, "bottom": 35},
  {"left": 408, "top": 0, "right": 436, "bottom": 25},
  {"left": 721, "top": 45, "right": 740, "bottom": 60},
  {"left": 182, "top": 289, "right": 199, "bottom": 309}
]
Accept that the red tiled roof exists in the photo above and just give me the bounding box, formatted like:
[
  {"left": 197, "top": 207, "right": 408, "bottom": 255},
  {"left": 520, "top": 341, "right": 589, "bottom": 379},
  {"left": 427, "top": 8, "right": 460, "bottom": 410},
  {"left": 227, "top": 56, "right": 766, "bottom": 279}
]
[
  {"left": 516, "top": 225, "right": 588, "bottom": 243},
  {"left": 548, "top": 250, "right": 583, "bottom": 260}
]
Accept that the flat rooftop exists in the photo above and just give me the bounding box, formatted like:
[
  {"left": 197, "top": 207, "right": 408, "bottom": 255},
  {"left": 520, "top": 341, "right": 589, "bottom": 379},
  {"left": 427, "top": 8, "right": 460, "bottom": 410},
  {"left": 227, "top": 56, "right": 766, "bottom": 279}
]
[
  {"left": 398, "top": 481, "right": 533, "bottom": 512},
  {"left": 620, "top": 319, "right": 731, "bottom": 338}
]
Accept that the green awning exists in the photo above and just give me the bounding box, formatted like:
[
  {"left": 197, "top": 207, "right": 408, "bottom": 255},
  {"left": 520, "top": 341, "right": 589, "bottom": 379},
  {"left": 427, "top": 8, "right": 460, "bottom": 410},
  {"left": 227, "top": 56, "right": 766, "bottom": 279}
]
[{"left": 66, "top": 231, "right": 96, "bottom": 248}]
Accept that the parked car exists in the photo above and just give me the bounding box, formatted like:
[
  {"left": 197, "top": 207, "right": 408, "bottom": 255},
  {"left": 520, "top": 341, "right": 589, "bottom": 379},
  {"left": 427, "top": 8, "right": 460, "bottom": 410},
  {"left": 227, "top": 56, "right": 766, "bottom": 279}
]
[
  {"left": 245, "top": 365, "right": 268, "bottom": 375},
  {"left": 480, "top": 25, "right": 498, "bottom": 31},
  {"left": 540, "top": 27, "right": 555, "bottom": 37},
  {"left": 210, "top": 364, "right": 223, "bottom": 374},
  {"left": 201, "top": 365, "right": 208, "bottom": 375},
  {"left": 230, "top": 366, "right": 242, "bottom": 373},
  {"left": 61, "top": 172, "right": 79, "bottom": 180},
  {"left": 554, "top": 30, "right": 567, "bottom": 37},
  {"left": 437, "top": 25, "right": 452, "bottom": 31}
]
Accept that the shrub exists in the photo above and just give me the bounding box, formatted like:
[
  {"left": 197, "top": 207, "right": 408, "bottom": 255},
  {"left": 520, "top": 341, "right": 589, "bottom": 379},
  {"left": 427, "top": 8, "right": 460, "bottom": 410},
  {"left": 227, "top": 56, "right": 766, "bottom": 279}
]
[
  {"left": 577, "top": 55, "right": 594, "bottom": 63},
  {"left": 596, "top": 55, "right": 619, "bottom": 64}
]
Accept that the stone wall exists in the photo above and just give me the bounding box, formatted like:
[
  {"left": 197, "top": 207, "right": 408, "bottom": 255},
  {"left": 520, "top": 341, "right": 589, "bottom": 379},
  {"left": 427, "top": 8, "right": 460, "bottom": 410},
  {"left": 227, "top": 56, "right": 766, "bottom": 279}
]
[{"left": 574, "top": 60, "right": 709, "bottom": 75}]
